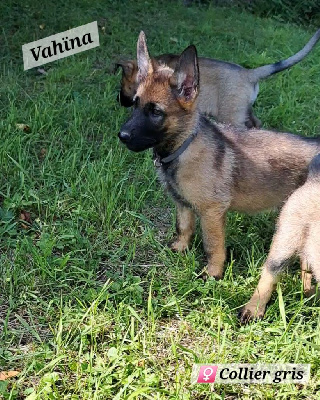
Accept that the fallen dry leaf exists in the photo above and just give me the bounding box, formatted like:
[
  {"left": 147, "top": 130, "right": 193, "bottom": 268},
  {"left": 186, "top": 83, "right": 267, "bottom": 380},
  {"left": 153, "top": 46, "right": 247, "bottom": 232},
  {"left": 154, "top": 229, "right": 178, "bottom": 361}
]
[
  {"left": 16, "top": 123, "right": 31, "bottom": 133},
  {"left": 0, "top": 371, "right": 19, "bottom": 381},
  {"left": 39, "top": 148, "right": 47, "bottom": 159},
  {"left": 39, "top": 24, "right": 45, "bottom": 30},
  {"left": 20, "top": 210, "right": 32, "bottom": 229}
]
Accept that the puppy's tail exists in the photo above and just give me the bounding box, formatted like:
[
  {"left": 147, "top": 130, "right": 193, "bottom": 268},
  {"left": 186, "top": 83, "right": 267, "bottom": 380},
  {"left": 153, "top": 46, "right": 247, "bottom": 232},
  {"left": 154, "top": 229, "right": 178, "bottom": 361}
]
[
  {"left": 308, "top": 153, "right": 320, "bottom": 181},
  {"left": 250, "top": 28, "right": 320, "bottom": 82}
]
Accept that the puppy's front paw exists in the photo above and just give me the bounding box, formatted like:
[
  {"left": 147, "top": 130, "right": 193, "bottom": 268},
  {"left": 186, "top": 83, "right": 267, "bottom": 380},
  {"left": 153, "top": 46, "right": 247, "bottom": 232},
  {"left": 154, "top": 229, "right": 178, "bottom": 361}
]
[
  {"left": 304, "top": 285, "right": 316, "bottom": 298},
  {"left": 199, "top": 266, "right": 223, "bottom": 281},
  {"left": 238, "top": 304, "right": 265, "bottom": 325},
  {"left": 169, "top": 239, "right": 189, "bottom": 253}
]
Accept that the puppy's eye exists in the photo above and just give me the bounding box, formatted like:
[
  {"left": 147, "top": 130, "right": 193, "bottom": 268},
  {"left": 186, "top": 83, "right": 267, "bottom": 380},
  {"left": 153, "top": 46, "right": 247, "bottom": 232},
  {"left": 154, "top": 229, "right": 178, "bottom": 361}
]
[{"left": 152, "top": 107, "right": 163, "bottom": 117}]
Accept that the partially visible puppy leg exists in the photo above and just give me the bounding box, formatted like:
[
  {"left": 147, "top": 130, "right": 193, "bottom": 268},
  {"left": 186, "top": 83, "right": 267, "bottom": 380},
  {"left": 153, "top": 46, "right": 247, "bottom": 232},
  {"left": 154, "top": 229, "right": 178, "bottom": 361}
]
[
  {"left": 300, "top": 258, "right": 315, "bottom": 297},
  {"left": 240, "top": 264, "right": 280, "bottom": 324},
  {"left": 302, "top": 223, "right": 320, "bottom": 296},
  {"left": 246, "top": 106, "right": 261, "bottom": 129},
  {"left": 170, "top": 204, "right": 196, "bottom": 252},
  {"left": 240, "top": 219, "right": 301, "bottom": 323}
]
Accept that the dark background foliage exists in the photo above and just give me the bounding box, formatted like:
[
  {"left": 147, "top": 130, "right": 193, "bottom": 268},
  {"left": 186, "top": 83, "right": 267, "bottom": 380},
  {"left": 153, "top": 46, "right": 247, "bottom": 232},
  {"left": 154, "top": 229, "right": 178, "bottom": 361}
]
[{"left": 186, "top": 0, "right": 320, "bottom": 27}]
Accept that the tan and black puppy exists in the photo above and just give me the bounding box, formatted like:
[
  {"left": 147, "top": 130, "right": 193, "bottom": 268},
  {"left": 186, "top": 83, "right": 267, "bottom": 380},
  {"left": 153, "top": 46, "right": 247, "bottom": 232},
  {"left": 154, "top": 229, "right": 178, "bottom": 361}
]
[
  {"left": 240, "top": 153, "right": 320, "bottom": 323},
  {"left": 118, "top": 31, "right": 320, "bottom": 286},
  {"left": 115, "top": 29, "right": 320, "bottom": 128}
]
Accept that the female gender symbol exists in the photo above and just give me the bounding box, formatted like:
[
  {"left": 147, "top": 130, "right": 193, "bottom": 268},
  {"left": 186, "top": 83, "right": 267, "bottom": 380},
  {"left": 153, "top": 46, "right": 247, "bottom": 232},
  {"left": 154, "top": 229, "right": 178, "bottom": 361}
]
[{"left": 197, "top": 365, "right": 218, "bottom": 383}]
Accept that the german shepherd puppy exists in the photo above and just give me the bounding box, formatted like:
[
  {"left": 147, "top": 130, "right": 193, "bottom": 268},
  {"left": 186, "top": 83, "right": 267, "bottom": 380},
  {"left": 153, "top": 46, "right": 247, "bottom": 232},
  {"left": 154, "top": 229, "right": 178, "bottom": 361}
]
[
  {"left": 115, "top": 29, "right": 320, "bottom": 128},
  {"left": 118, "top": 31, "right": 320, "bottom": 291},
  {"left": 240, "top": 154, "right": 320, "bottom": 323}
]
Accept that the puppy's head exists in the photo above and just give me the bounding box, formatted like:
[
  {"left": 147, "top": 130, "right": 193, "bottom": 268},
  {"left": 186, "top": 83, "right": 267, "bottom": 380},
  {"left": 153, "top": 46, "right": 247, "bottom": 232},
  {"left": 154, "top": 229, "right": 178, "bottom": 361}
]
[
  {"left": 114, "top": 59, "right": 139, "bottom": 107},
  {"left": 118, "top": 31, "right": 199, "bottom": 153}
]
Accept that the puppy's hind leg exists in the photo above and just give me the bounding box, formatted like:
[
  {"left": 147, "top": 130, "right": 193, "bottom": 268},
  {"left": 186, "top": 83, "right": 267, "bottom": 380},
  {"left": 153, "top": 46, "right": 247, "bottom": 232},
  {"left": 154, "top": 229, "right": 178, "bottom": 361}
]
[{"left": 246, "top": 106, "right": 261, "bottom": 129}]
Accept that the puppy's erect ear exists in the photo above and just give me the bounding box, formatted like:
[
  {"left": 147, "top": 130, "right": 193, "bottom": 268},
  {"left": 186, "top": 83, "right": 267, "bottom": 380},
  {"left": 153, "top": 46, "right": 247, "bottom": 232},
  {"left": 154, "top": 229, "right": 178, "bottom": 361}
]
[
  {"left": 114, "top": 60, "right": 135, "bottom": 78},
  {"left": 170, "top": 45, "right": 199, "bottom": 106},
  {"left": 137, "top": 31, "right": 153, "bottom": 82}
]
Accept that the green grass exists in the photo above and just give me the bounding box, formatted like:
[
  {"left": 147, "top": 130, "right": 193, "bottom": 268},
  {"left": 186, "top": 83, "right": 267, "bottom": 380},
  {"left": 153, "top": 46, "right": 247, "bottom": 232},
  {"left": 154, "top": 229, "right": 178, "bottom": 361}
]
[{"left": 1, "top": 0, "right": 320, "bottom": 398}]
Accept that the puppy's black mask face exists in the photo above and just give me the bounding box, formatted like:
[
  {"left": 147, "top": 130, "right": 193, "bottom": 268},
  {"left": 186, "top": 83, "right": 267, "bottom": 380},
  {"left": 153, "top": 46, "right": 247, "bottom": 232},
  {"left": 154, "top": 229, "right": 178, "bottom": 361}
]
[{"left": 118, "top": 97, "right": 167, "bottom": 152}]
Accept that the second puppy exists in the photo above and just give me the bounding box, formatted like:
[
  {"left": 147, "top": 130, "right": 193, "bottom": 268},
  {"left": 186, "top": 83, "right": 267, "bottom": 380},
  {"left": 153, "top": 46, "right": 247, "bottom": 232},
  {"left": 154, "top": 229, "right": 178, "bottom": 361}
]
[{"left": 115, "top": 29, "right": 320, "bottom": 128}]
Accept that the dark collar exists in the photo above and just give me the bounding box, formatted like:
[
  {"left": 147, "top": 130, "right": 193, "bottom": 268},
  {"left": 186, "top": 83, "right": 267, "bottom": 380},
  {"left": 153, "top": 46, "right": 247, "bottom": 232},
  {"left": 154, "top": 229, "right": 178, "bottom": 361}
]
[{"left": 153, "top": 130, "right": 198, "bottom": 167}]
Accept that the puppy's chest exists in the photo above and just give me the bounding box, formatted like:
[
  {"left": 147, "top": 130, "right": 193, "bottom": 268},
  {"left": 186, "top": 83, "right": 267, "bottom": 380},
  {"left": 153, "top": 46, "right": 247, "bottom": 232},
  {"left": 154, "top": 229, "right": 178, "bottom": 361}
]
[{"left": 156, "top": 165, "right": 192, "bottom": 209}]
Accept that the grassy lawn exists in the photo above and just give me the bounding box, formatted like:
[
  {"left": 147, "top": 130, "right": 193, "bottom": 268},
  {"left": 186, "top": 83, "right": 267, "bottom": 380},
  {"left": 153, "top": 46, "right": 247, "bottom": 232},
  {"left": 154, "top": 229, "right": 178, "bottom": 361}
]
[{"left": 1, "top": 0, "right": 320, "bottom": 398}]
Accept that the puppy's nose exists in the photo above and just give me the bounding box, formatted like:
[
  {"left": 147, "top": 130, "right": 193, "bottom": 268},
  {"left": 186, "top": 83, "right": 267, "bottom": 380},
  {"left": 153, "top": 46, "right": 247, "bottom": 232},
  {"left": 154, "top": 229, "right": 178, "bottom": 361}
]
[{"left": 118, "top": 130, "right": 131, "bottom": 143}]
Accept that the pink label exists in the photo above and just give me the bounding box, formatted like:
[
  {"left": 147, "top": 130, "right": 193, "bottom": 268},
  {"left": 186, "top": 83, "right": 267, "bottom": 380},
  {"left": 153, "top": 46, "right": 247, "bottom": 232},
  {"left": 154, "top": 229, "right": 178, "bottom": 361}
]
[{"left": 197, "top": 365, "right": 218, "bottom": 383}]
